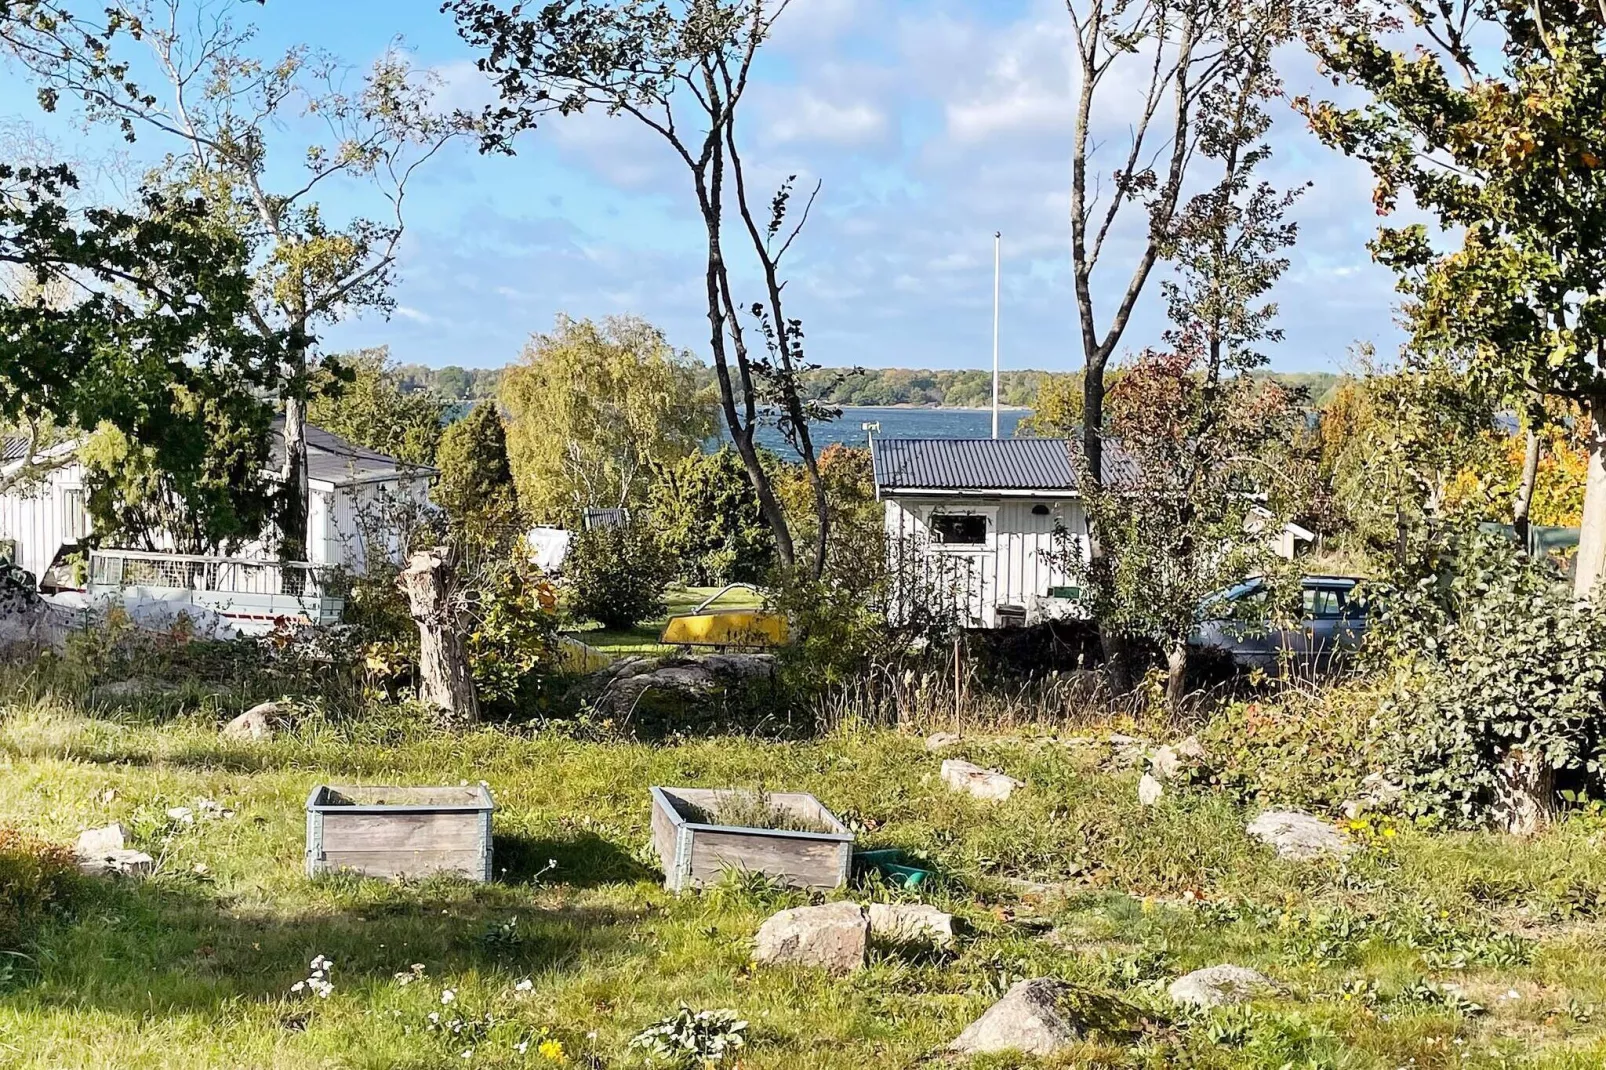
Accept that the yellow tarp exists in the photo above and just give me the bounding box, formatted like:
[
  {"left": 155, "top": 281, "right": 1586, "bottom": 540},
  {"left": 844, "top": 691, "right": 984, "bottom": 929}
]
[
  {"left": 659, "top": 608, "right": 789, "bottom": 648},
  {"left": 555, "top": 634, "right": 613, "bottom": 673}
]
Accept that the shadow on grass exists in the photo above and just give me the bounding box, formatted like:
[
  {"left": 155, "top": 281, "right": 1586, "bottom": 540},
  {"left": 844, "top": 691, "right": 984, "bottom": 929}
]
[
  {"left": 495, "top": 829, "right": 656, "bottom": 887},
  {"left": 7, "top": 866, "right": 642, "bottom": 1018}
]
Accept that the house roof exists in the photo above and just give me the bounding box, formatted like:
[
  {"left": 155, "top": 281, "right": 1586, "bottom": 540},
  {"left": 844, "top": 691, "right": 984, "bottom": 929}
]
[
  {"left": 870, "top": 436, "right": 1137, "bottom": 494},
  {"left": 269, "top": 417, "right": 436, "bottom": 486}
]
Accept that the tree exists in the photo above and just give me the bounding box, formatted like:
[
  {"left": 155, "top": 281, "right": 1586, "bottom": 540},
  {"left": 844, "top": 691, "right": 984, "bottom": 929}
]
[
  {"left": 1068, "top": 14, "right": 1306, "bottom": 706},
  {"left": 451, "top": 0, "right": 839, "bottom": 577},
  {"left": 7, "top": 0, "right": 469, "bottom": 564},
  {"left": 1066, "top": 0, "right": 1295, "bottom": 486},
  {"left": 308, "top": 348, "right": 445, "bottom": 468},
  {"left": 78, "top": 375, "right": 273, "bottom": 554},
  {"left": 499, "top": 314, "right": 713, "bottom": 523},
  {"left": 434, "top": 400, "right": 516, "bottom": 524},
  {"left": 648, "top": 445, "right": 775, "bottom": 586},
  {"left": 1301, "top": 0, "right": 1606, "bottom": 596}
]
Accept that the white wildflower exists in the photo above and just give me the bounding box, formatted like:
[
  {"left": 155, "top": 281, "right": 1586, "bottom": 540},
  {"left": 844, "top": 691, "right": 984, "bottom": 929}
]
[
  {"left": 514, "top": 979, "right": 533, "bottom": 993},
  {"left": 441, "top": 988, "right": 457, "bottom": 1004}
]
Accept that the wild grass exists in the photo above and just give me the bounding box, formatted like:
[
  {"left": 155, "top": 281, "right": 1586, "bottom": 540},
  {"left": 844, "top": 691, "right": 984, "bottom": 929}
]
[
  {"left": 677, "top": 789, "right": 836, "bottom": 833},
  {"left": 2, "top": 686, "right": 1606, "bottom": 1068}
]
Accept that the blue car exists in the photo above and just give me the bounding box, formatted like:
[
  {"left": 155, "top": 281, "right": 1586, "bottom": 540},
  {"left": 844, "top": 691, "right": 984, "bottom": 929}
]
[{"left": 1190, "top": 575, "right": 1368, "bottom": 673}]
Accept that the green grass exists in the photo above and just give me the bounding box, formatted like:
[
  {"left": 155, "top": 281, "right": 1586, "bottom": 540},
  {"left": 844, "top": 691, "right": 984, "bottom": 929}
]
[
  {"left": 568, "top": 584, "right": 765, "bottom": 657},
  {"left": 5, "top": 697, "right": 1606, "bottom": 1067}
]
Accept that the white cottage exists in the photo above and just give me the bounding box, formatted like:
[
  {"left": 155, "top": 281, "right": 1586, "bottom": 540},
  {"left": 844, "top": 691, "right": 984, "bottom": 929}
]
[
  {"left": 872, "top": 437, "right": 1098, "bottom": 629},
  {"left": 0, "top": 419, "right": 434, "bottom": 589}
]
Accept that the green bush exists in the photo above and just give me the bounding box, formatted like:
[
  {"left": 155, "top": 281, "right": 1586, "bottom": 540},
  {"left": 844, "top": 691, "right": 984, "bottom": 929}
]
[
  {"left": 1373, "top": 531, "right": 1606, "bottom": 826},
  {"left": 647, "top": 447, "right": 776, "bottom": 586},
  {"left": 566, "top": 522, "right": 675, "bottom": 630},
  {"left": 468, "top": 556, "right": 559, "bottom": 707}
]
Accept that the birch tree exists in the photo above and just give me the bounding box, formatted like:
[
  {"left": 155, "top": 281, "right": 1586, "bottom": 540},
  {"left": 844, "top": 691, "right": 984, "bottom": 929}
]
[
  {"left": 451, "top": 0, "right": 838, "bottom": 576},
  {"left": 6, "top": 0, "right": 467, "bottom": 563}
]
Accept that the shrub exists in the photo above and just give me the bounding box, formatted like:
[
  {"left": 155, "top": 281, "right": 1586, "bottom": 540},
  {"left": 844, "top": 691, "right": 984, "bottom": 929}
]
[
  {"left": 1372, "top": 531, "right": 1606, "bottom": 828},
  {"left": 647, "top": 446, "right": 775, "bottom": 586},
  {"left": 0, "top": 826, "right": 77, "bottom": 951},
  {"left": 566, "top": 521, "right": 675, "bottom": 630},
  {"left": 467, "top": 556, "right": 558, "bottom": 707}
]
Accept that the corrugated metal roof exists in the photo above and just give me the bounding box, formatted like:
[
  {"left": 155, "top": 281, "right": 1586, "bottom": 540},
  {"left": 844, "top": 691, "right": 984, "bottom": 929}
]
[
  {"left": 269, "top": 417, "right": 437, "bottom": 485},
  {"left": 871, "top": 436, "right": 1138, "bottom": 493}
]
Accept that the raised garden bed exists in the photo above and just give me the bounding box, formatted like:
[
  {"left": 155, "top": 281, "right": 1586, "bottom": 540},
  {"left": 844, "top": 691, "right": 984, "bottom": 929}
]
[
  {"left": 649, "top": 786, "right": 854, "bottom": 892},
  {"left": 305, "top": 784, "right": 493, "bottom": 881}
]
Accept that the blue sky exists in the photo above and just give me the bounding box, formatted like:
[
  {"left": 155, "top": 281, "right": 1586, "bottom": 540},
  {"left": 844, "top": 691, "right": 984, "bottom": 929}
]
[{"left": 0, "top": 0, "right": 1405, "bottom": 374}]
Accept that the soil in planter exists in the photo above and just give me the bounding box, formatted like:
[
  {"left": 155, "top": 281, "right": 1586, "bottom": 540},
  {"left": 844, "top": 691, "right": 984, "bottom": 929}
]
[{"left": 681, "top": 789, "right": 835, "bottom": 834}]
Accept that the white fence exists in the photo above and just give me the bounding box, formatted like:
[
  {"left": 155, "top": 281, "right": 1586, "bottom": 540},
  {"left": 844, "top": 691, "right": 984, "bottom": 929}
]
[{"left": 87, "top": 550, "right": 344, "bottom": 628}]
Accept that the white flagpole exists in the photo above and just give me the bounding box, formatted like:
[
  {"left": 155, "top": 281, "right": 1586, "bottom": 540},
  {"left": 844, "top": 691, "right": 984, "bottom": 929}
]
[{"left": 992, "top": 231, "right": 1001, "bottom": 439}]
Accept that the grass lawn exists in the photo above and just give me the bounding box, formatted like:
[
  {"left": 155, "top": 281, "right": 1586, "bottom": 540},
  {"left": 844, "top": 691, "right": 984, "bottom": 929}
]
[
  {"left": 568, "top": 585, "right": 765, "bottom": 658},
  {"left": 6, "top": 700, "right": 1606, "bottom": 1068}
]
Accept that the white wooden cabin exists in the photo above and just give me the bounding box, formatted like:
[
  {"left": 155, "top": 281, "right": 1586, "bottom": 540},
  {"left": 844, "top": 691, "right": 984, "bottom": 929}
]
[
  {"left": 872, "top": 437, "right": 1095, "bottom": 629},
  {"left": 872, "top": 436, "right": 1314, "bottom": 630},
  {"left": 0, "top": 420, "right": 434, "bottom": 590}
]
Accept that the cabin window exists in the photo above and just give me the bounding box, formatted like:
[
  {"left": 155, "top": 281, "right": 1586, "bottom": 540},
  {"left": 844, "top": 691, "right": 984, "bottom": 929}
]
[
  {"left": 63, "top": 488, "right": 88, "bottom": 542},
  {"left": 930, "top": 513, "right": 987, "bottom": 546}
]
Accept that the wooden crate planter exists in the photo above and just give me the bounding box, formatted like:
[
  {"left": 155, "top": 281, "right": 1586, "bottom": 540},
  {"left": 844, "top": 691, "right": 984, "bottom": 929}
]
[
  {"left": 305, "top": 784, "right": 493, "bottom": 881},
  {"left": 649, "top": 786, "right": 854, "bottom": 892}
]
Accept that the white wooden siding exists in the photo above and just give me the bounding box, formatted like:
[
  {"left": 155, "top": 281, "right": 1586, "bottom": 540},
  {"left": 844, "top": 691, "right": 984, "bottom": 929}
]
[
  {"left": 0, "top": 463, "right": 87, "bottom": 581},
  {"left": 883, "top": 495, "right": 1089, "bottom": 628}
]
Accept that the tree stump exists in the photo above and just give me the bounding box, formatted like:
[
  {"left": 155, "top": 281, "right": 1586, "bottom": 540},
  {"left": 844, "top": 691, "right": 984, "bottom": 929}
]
[
  {"left": 396, "top": 547, "right": 478, "bottom": 725},
  {"left": 1493, "top": 746, "right": 1555, "bottom": 836}
]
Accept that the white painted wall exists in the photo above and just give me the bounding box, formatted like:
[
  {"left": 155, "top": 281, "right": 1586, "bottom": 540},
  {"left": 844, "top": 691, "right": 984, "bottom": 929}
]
[
  {"left": 0, "top": 462, "right": 89, "bottom": 582},
  {"left": 883, "top": 495, "right": 1088, "bottom": 628}
]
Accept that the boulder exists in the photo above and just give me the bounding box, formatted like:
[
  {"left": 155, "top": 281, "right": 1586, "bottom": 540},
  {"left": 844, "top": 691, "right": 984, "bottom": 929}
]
[
  {"left": 1168, "top": 964, "right": 1274, "bottom": 1008},
  {"left": 867, "top": 903, "right": 957, "bottom": 948},
  {"left": 1137, "top": 773, "right": 1163, "bottom": 807},
  {"left": 1106, "top": 733, "right": 1149, "bottom": 771},
  {"left": 1341, "top": 773, "right": 1406, "bottom": 820},
  {"left": 74, "top": 823, "right": 154, "bottom": 877},
  {"left": 1150, "top": 736, "right": 1207, "bottom": 782},
  {"left": 75, "top": 823, "right": 128, "bottom": 857},
  {"left": 753, "top": 901, "right": 867, "bottom": 973},
  {"left": 924, "top": 732, "right": 962, "bottom": 752},
  {"left": 1247, "top": 810, "right": 1354, "bottom": 861},
  {"left": 949, "top": 978, "right": 1081, "bottom": 1057},
  {"left": 941, "top": 759, "right": 1024, "bottom": 802},
  {"left": 222, "top": 700, "right": 288, "bottom": 740},
  {"left": 583, "top": 653, "right": 777, "bottom": 720}
]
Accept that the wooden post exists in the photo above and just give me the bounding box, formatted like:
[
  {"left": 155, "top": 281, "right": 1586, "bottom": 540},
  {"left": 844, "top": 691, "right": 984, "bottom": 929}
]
[{"left": 396, "top": 546, "right": 479, "bottom": 725}]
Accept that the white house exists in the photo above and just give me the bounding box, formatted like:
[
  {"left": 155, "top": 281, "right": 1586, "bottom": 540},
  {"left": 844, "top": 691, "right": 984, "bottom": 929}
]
[
  {"left": 871, "top": 436, "right": 1311, "bottom": 630},
  {"left": 872, "top": 437, "right": 1094, "bottom": 629},
  {"left": 0, "top": 418, "right": 435, "bottom": 589}
]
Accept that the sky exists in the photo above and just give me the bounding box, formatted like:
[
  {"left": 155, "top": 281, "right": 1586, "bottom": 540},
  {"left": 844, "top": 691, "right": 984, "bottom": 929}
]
[{"left": 0, "top": 0, "right": 1407, "bottom": 375}]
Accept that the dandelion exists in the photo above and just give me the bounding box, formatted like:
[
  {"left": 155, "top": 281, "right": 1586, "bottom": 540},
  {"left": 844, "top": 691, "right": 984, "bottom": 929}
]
[{"left": 537, "top": 1038, "right": 566, "bottom": 1062}]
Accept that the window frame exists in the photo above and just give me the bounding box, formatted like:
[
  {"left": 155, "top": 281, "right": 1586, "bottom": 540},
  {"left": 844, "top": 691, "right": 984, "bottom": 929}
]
[{"left": 924, "top": 506, "right": 995, "bottom": 551}]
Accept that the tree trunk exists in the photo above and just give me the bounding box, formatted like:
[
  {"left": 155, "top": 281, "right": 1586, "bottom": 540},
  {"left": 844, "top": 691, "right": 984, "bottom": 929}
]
[
  {"left": 1165, "top": 639, "right": 1188, "bottom": 712},
  {"left": 1575, "top": 400, "right": 1606, "bottom": 597},
  {"left": 1492, "top": 745, "right": 1554, "bottom": 836},
  {"left": 1513, "top": 427, "right": 1541, "bottom": 550},
  {"left": 279, "top": 393, "right": 310, "bottom": 565},
  {"left": 396, "top": 547, "right": 478, "bottom": 726}
]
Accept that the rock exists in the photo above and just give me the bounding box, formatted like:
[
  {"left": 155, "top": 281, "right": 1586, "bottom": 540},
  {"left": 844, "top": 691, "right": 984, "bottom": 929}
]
[
  {"left": 1137, "top": 773, "right": 1163, "bottom": 807},
  {"left": 1106, "top": 733, "right": 1149, "bottom": 771},
  {"left": 941, "top": 759, "right": 1024, "bottom": 802},
  {"left": 949, "top": 978, "right": 1081, "bottom": 1057},
  {"left": 753, "top": 901, "right": 867, "bottom": 973},
  {"left": 1150, "top": 736, "right": 1208, "bottom": 783},
  {"left": 1168, "top": 964, "right": 1274, "bottom": 1008},
  {"left": 867, "top": 903, "right": 957, "bottom": 948},
  {"left": 74, "top": 824, "right": 153, "bottom": 877},
  {"left": 75, "top": 823, "right": 127, "bottom": 857},
  {"left": 166, "top": 806, "right": 195, "bottom": 825},
  {"left": 77, "top": 848, "right": 156, "bottom": 878},
  {"left": 924, "top": 732, "right": 962, "bottom": 752},
  {"left": 1247, "top": 810, "right": 1354, "bottom": 861},
  {"left": 1341, "top": 773, "right": 1406, "bottom": 820},
  {"left": 583, "top": 653, "right": 777, "bottom": 720},
  {"left": 223, "top": 700, "right": 288, "bottom": 740}
]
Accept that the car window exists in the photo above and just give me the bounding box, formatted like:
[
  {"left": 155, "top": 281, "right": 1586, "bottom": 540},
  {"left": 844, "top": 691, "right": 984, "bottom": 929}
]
[{"left": 1303, "top": 587, "right": 1345, "bottom": 619}]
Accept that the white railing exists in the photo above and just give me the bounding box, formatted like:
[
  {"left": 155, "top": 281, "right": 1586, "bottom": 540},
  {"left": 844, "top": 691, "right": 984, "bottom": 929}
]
[{"left": 87, "top": 549, "right": 344, "bottom": 627}]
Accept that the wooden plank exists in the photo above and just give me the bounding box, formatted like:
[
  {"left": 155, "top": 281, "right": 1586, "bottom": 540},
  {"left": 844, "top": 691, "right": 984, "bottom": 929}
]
[
  {"left": 650, "top": 791, "right": 683, "bottom": 884},
  {"left": 319, "top": 785, "right": 487, "bottom": 809},
  {"left": 319, "top": 848, "right": 484, "bottom": 880},
  {"left": 320, "top": 811, "right": 482, "bottom": 853},
  {"left": 686, "top": 828, "right": 846, "bottom": 890}
]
